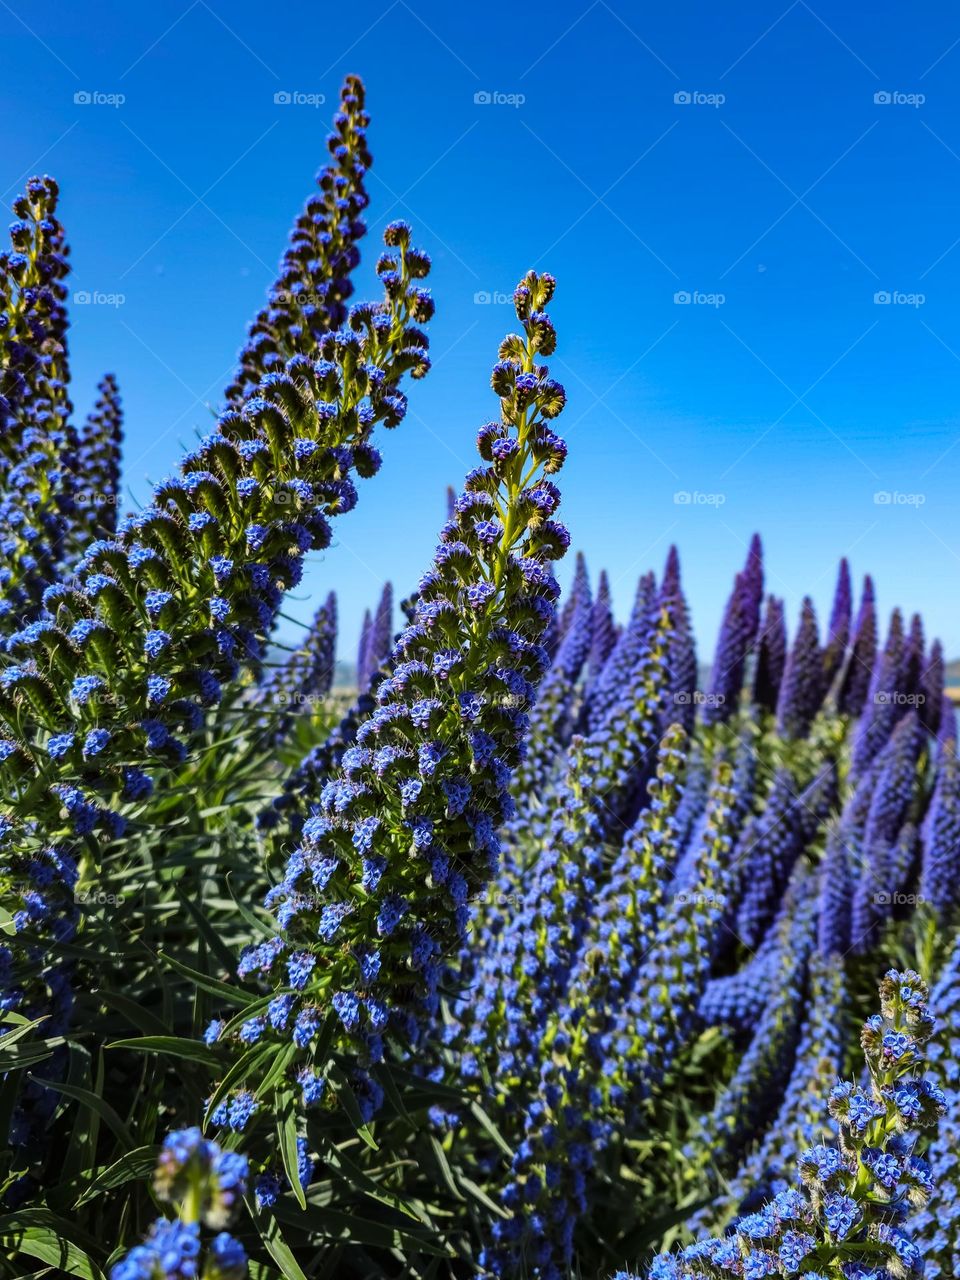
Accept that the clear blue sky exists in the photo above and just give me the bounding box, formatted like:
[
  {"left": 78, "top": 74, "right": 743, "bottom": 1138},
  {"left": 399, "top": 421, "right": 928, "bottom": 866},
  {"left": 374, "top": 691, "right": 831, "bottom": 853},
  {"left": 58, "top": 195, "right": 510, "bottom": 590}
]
[{"left": 4, "top": 1, "right": 960, "bottom": 664}]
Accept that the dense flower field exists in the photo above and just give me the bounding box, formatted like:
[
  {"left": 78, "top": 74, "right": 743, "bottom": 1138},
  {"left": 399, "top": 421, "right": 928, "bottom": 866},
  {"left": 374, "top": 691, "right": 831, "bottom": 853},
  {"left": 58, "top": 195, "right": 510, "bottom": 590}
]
[{"left": 1, "top": 77, "right": 958, "bottom": 1280}]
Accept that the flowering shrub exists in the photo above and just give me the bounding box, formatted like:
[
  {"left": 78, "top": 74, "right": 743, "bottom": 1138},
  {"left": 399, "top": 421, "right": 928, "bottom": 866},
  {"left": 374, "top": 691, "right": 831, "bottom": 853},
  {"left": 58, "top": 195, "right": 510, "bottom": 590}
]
[{"left": 0, "top": 72, "right": 956, "bottom": 1280}]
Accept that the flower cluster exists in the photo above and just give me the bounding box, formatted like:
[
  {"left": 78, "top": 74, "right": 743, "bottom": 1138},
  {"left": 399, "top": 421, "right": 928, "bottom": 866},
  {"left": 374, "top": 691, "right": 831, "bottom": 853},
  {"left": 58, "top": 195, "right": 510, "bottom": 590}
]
[
  {"left": 775, "top": 597, "right": 825, "bottom": 739},
  {"left": 70, "top": 372, "right": 123, "bottom": 552},
  {"left": 474, "top": 748, "right": 739, "bottom": 1280},
  {"left": 457, "top": 606, "right": 675, "bottom": 1097},
  {"left": 704, "top": 955, "right": 847, "bottom": 1231},
  {"left": 616, "top": 970, "right": 944, "bottom": 1280},
  {"left": 580, "top": 570, "right": 657, "bottom": 733},
  {"left": 505, "top": 557, "right": 592, "bottom": 842},
  {"left": 915, "top": 937, "right": 960, "bottom": 1278},
  {"left": 210, "top": 271, "right": 569, "bottom": 1126},
  {"left": 0, "top": 79, "right": 432, "bottom": 1164},
  {"left": 0, "top": 174, "right": 77, "bottom": 622},
  {"left": 256, "top": 589, "right": 338, "bottom": 745},
  {"left": 586, "top": 566, "right": 617, "bottom": 684},
  {"left": 0, "top": 227, "right": 429, "bottom": 985},
  {"left": 697, "top": 879, "right": 819, "bottom": 1170},
  {"left": 919, "top": 739, "right": 960, "bottom": 916},
  {"left": 702, "top": 534, "right": 763, "bottom": 725},
  {"left": 224, "top": 74, "right": 373, "bottom": 405},
  {"left": 439, "top": 534, "right": 947, "bottom": 1275},
  {"left": 110, "top": 1128, "right": 249, "bottom": 1280},
  {"left": 837, "top": 573, "right": 877, "bottom": 717},
  {"left": 356, "top": 579, "right": 393, "bottom": 691},
  {"left": 752, "top": 593, "right": 787, "bottom": 712},
  {"left": 849, "top": 711, "right": 924, "bottom": 951}
]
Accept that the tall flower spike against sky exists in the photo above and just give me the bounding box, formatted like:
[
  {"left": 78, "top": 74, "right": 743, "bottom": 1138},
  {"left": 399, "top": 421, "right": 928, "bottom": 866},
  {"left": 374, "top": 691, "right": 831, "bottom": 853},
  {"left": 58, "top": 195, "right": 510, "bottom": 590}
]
[{"left": 3, "top": 0, "right": 959, "bottom": 661}]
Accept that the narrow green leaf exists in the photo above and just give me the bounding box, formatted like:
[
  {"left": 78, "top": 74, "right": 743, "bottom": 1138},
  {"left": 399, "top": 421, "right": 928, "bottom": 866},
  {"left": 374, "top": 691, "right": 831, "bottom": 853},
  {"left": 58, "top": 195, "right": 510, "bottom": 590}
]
[
  {"left": 158, "top": 951, "right": 254, "bottom": 1006},
  {"left": 327, "top": 1063, "right": 378, "bottom": 1151},
  {"left": 56, "top": 1147, "right": 159, "bottom": 1210},
  {"left": 106, "top": 1035, "right": 218, "bottom": 1066},
  {"left": 29, "top": 1075, "right": 135, "bottom": 1150},
  {"left": 255, "top": 1041, "right": 297, "bottom": 1102},
  {"left": 323, "top": 1140, "right": 424, "bottom": 1222},
  {"left": 374, "top": 1061, "right": 411, "bottom": 1124},
  {"left": 246, "top": 1198, "right": 311, "bottom": 1280},
  {"left": 275, "top": 1198, "right": 449, "bottom": 1255},
  {"left": 0, "top": 1038, "right": 62, "bottom": 1072},
  {"left": 380, "top": 1064, "right": 467, "bottom": 1106},
  {"left": 176, "top": 889, "right": 238, "bottom": 973},
  {"left": 225, "top": 871, "right": 281, "bottom": 939},
  {"left": 276, "top": 1091, "right": 307, "bottom": 1210},
  {"left": 94, "top": 990, "right": 170, "bottom": 1038},
  {"left": 428, "top": 1135, "right": 465, "bottom": 1204},
  {"left": 0, "top": 1016, "right": 50, "bottom": 1049},
  {"left": 457, "top": 1174, "right": 510, "bottom": 1218},
  {"left": 0, "top": 1211, "right": 105, "bottom": 1279},
  {"left": 468, "top": 1099, "right": 514, "bottom": 1159}
]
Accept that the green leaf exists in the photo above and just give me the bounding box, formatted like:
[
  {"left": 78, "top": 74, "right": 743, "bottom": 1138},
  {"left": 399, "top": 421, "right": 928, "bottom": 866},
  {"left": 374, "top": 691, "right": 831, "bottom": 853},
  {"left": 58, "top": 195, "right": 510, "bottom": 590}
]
[
  {"left": 225, "top": 871, "right": 281, "bottom": 940},
  {"left": 277, "top": 1091, "right": 307, "bottom": 1210},
  {"left": 0, "top": 1037, "right": 62, "bottom": 1072},
  {"left": 275, "top": 1198, "right": 449, "bottom": 1256},
  {"left": 158, "top": 951, "right": 255, "bottom": 1006},
  {"left": 0, "top": 1015, "right": 50, "bottom": 1049},
  {"left": 246, "top": 1199, "right": 312, "bottom": 1280},
  {"left": 176, "top": 888, "right": 238, "bottom": 973},
  {"left": 427, "top": 1135, "right": 465, "bottom": 1204},
  {"left": 456, "top": 1173, "right": 510, "bottom": 1219},
  {"left": 468, "top": 1099, "right": 513, "bottom": 1159},
  {"left": 94, "top": 990, "right": 170, "bottom": 1038},
  {"left": 327, "top": 1063, "right": 378, "bottom": 1151},
  {"left": 106, "top": 1035, "right": 218, "bottom": 1066},
  {"left": 322, "top": 1139, "right": 424, "bottom": 1222},
  {"left": 614, "top": 1195, "right": 715, "bottom": 1257},
  {"left": 29, "top": 1075, "right": 135, "bottom": 1150},
  {"left": 255, "top": 1040, "right": 297, "bottom": 1102},
  {"left": 380, "top": 1064, "right": 467, "bottom": 1106},
  {"left": 374, "top": 1061, "right": 411, "bottom": 1124},
  {"left": 0, "top": 1211, "right": 105, "bottom": 1279},
  {"left": 54, "top": 1146, "right": 159, "bottom": 1210}
]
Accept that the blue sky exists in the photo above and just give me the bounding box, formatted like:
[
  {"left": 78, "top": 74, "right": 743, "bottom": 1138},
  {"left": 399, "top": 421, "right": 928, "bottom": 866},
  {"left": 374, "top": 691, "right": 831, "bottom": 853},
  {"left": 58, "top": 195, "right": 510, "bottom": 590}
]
[{"left": 4, "top": 1, "right": 960, "bottom": 664}]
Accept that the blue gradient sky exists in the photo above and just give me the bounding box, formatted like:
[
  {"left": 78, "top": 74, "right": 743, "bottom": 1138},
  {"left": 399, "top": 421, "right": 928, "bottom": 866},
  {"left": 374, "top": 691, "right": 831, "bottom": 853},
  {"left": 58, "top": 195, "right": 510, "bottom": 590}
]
[{"left": 4, "top": 1, "right": 960, "bottom": 663}]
